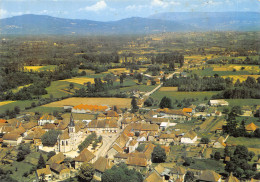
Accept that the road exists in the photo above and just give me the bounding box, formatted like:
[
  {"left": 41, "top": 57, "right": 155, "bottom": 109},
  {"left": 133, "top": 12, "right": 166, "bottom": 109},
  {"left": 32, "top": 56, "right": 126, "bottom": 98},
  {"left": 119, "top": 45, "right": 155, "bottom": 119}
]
[
  {"left": 94, "top": 116, "right": 123, "bottom": 158},
  {"left": 143, "top": 71, "right": 180, "bottom": 98}
]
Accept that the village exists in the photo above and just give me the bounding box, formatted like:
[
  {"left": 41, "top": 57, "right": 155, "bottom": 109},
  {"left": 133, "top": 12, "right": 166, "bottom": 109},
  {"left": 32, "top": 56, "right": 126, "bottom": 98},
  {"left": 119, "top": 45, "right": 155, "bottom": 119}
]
[{"left": 0, "top": 90, "right": 259, "bottom": 182}]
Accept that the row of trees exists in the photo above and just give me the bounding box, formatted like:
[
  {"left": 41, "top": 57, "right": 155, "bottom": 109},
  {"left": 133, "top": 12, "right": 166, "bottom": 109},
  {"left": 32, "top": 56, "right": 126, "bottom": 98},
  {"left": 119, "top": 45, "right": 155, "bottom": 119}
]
[{"left": 164, "top": 74, "right": 228, "bottom": 91}]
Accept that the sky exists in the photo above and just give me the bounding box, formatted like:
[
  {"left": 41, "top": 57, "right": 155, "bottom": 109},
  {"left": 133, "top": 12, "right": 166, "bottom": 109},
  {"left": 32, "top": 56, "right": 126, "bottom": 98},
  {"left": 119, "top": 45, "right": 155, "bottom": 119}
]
[{"left": 0, "top": 0, "right": 259, "bottom": 21}]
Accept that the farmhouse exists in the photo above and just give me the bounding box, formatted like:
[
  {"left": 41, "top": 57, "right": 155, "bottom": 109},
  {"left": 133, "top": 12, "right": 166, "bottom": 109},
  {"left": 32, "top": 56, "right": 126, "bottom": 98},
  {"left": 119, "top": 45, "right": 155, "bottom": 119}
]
[
  {"left": 38, "top": 114, "right": 56, "bottom": 126},
  {"left": 156, "top": 108, "right": 191, "bottom": 121},
  {"left": 245, "top": 122, "right": 259, "bottom": 132},
  {"left": 74, "top": 148, "right": 96, "bottom": 169},
  {"left": 2, "top": 133, "right": 23, "bottom": 146},
  {"left": 36, "top": 166, "right": 52, "bottom": 182},
  {"left": 87, "top": 119, "right": 118, "bottom": 133},
  {"left": 209, "top": 100, "right": 229, "bottom": 106},
  {"left": 93, "top": 157, "right": 113, "bottom": 181},
  {"left": 180, "top": 130, "right": 197, "bottom": 144},
  {"left": 198, "top": 170, "right": 221, "bottom": 182},
  {"left": 71, "top": 104, "right": 109, "bottom": 113},
  {"left": 213, "top": 136, "right": 227, "bottom": 148}
]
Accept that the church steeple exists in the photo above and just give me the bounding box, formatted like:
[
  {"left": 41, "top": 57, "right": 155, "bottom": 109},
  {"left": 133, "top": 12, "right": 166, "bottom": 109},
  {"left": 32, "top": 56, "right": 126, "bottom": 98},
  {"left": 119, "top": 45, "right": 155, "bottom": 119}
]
[{"left": 69, "top": 113, "right": 75, "bottom": 127}]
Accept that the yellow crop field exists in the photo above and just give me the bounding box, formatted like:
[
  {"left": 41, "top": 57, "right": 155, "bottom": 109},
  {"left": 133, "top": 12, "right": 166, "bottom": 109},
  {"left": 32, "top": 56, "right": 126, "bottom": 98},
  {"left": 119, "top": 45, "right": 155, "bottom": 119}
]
[
  {"left": 222, "top": 75, "right": 260, "bottom": 83},
  {"left": 185, "top": 54, "right": 215, "bottom": 60},
  {"left": 42, "top": 97, "right": 132, "bottom": 108},
  {"left": 60, "top": 77, "right": 95, "bottom": 85},
  {"left": 0, "top": 101, "right": 15, "bottom": 106},
  {"left": 213, "top": 65, "right": 260, "bottom": 72},
  {"left": 24, "top": 66, "right": 44, "bottom": 71},
  {"left": 159, "top": 87, "right": 178, "bottom": 92}
]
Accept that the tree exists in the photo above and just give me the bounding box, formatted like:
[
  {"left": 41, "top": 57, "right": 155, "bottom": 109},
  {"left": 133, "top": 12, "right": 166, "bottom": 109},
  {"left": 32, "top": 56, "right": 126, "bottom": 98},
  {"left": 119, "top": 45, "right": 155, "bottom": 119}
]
[
  {"left": 214, "top": 152, "right": 221, "bottom": 161},
  {"left": 131, "top": 97, "right": 139, "bottom": 113},
  {"left": 151, "top": 145, "right": 166, "bottom": 163},
  {"left": 101, "top": 163, "right": 142, "bottom": 182},
  {"left": 17, "top": 143, "right": 31, "bottom": 161},
  {"left": 184, "top": 171, "right": 195, "bottom": 182},
  {"left": 183, "top": 158, "right": 193, "bottom": 166},
  {"left": 159, "top": 96, "right": 172, "bottom": 109},
  {"left": 78, "top": 162, "right": 94, "bottom": 182},
  {"left": 144, "top": 97, "right": 153, "bottom": 107},
  {"left": 69, "top": 83, "right": 74, "bottom": 91},
  {"left": 120, "top": 75, "right": 124, "bottom": 85},
  {"left": 41, "top": 130, "right": 61, "bottom": 146},
  {"left": 136, "top": 73, "right": 143, "bottom": 83},
  {"left": 14, "top": 106, "right": 20, "bottom": 114},
  {"left": 200, "top": 137, "right": 210, "bottom": 144},
  {"left": 37, "top": 154, "right": 46, "bottom": 169},
  {"left": 47, "top": 151, "right": 56, "bottom": 160}
]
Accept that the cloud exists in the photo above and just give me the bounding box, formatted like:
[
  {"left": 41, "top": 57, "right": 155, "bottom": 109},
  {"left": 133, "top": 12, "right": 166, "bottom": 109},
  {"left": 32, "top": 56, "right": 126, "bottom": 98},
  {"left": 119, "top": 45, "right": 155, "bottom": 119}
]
[
  {"left": 151, "top": 0, "right": 168, "bottom": 8},
  {"left": 126, "top": 4, "right": 148, "bottom": 11},
  {"left": 151, "top": 0, "right": 180, "bottom": 8},
  {"left": 0, "top": 9, "right": 8, "bottom": 18},
  {"left": 80, "top": 1, "right": 107, "bottom": 12}
]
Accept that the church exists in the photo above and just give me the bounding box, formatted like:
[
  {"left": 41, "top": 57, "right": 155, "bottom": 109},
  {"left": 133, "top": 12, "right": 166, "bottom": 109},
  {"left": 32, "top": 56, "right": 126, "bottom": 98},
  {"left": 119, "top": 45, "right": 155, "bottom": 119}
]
[{"left": 56, "top": 113, "right": 83, "bottom": 153}]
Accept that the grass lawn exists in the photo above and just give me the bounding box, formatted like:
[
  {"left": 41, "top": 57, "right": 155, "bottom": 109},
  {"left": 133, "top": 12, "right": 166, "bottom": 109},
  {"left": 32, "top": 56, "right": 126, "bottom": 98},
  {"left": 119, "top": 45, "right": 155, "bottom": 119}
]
[
  {"left": 27, "top": 106, "right": 64, "bottom": 113},
  {"left": 189, "top": 159, "right": 225, "bottom": 173},
  {"left": 0, "top": 100, "right": 35, "bottom": 114},
  {"left": 226, "top": 136, "right": 260, "bottom": 148},
  {"left": 226, "top": 99, "right": 260, "bottom": 106},
  {"left": 152, "top": 91, "right": 219, "bottom": 102},
  {"left": 191, "top": 67, "right": 250, "bottom": 76},
  {"left": 43, "top": 80, "right": 83, "bottom": 98},
  {"left": 119, "top": 85, "right": 157, "bottom": 92}
]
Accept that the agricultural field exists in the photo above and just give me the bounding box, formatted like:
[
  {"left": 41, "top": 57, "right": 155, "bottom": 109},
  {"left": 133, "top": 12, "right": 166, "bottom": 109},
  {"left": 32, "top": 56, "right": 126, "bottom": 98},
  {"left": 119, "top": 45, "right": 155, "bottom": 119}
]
[
  {"left": 0, "top": 100, "right": 35, "bottom": 114},
  {"left": 0, "top": 101, "right": 15, "bottom": 106},
  {"left": 60, "top": 77, "right": 95, "bottom": 85},
  {"left": 27, "top": 106, "right": 64, "bottom": 113},
  {"left": 24, "top": 65, "right": 57, "bottom": 72},
  {"left": 226, "top": 136, "right": 260, "bottom": 148},
  {"left": 222, "top": 75, "right": 260, "bottom": 83},
  {"left": 152, "top": 91, "right": 219, "bottom": 103},
  {"left": 159, "top": 87, "right": 178, "bottom": 92},
  {"left": 226, "top": 99, "right": 260, "bottom": 106},
  {"left": 43, "top": 80, "right": 83, "bottom": 98},
  {"left": 42, "top": 97, "right": 132, "bottom": 108}
]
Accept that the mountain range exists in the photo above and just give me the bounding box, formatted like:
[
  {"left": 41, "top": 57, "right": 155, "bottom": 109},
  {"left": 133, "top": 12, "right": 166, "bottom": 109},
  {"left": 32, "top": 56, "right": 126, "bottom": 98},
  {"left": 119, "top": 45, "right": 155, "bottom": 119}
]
[{"left": 0, "top": 12, "right": 259, "bottom": 35}]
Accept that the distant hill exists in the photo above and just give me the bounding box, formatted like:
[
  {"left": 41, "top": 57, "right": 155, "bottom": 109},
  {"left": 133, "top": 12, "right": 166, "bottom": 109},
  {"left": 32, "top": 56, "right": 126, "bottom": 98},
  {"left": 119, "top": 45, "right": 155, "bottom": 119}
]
[
  {"left": 0, "top": 12, "right": 259, "bottom": 35},
  {"left": 149, "top": 12, "right": 260, "bottom": 31}
]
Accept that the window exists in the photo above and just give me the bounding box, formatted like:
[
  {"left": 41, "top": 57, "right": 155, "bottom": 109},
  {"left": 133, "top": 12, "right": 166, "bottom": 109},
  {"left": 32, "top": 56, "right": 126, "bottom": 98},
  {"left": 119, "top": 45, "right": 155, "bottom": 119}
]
[
  {"left": 66, "top": 141, "right": 68, "bottom": 145},
  {"left": 62, "top": 141, "right": 64, "bottom": 146}
]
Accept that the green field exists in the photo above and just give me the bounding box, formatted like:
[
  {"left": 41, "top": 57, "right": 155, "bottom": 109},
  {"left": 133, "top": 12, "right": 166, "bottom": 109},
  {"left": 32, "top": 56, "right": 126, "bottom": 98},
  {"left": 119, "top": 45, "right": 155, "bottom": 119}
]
[
  {"left": 0, "top": 100, "right": 35, "bottom": 114},
  {"left": 189, "top": 159, "right": 225, "bottom": 173},
  {"left": 226, "top": 136, "right": 260, "bottom": 148},
  {"left": 43, "top": 80, "right": 83, "bottom": 98},
  {"left": 27, "top": 106, "right": 64, "bottom": 113},
  {"left": 190, "top": 67, "right": 250, "bottom": 76},
  {"left": 39, "top": 65, "right": 57, "bottom": 71},
  {"left": 152, "top": 91, "right": 220, "bottom": 102},
  {"left": 226, "top": 99, "right": 260, "bottom": 106}
]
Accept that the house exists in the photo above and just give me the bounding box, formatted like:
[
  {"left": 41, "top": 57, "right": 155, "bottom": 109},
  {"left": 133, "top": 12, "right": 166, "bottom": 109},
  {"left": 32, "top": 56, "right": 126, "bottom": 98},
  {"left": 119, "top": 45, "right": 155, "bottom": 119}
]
[
  {"left": 156, "top": 108, "right": 191, "bottom": 121},
  {"left": 159, "top": 134, "right": 175, "bottom": 145},
  {"left": 182, "top": 108, "right": 194, "bottom": 115},
  {"left": 245, "top": 122, "right": 259, "bottom": 132},
  {"left": 2, "top": 133, "right": 22, "bottom": 146},
  {"left": 87, "top": 119, "right": 118, "bottom": 134},
  {"left": 209, "top": 100, "right": 229, "bottom": 106},
  {"left": 74, "top": 148, "right": 96, "bottom": 169},
  {"left": 24, "top": 127, "right": 46, "bottom": 144},
  {"left": 46, "top": 152, "right": 66, "bottom": 166},
  {"left": 225, "top": 173, "right": 239, "bottom": 182},
  {"left": 49, "top": 163, "right": 71, "bottom": 180},
  {"left": 160, "top": 122, "right": 169, "bottom": 130},
  {"left": 38, "top": 114, "right": 56, "bottom": 126},
  {"left": 126, "top": 152, "right": 149, "bottom": 170},
  {"left": 42, "top": 123, "right": 56, "bottom": 131},
  {"left": 22, "top": 121, "right": 38, "bottom": 131},
  {"left": 107, "top": 133, "right": 129, "bottom": 158},
  {"left": 198, "top": 170, "right": 221, "bottom": 182},
  {"left": 93, "top": 157, "right": 113, "bottom": 181},
  {"left": 144, "top": 171, "right": 164, "bottom": 182},
  {"left": 72, "top": 104, "right": 109, "bottom": 114},
  {"left": 128, "top": 139, "right": 138, "bottom": 153},
  {"left": 171, "top": 166, "right": 186, "bottom": 181},
  {"left": 213, "top": 136, "right": 227, "bottom": 148},
  {"left": 114, "top": 153, "right": 129, "bottom": 164},
  {"left": 180, "top": 130, "right": 197, "bottom": 144},
  {"left": 36, "top": 166, "right": 52, "bottom": 182},
  {"left": 56, "top": 114, "right": 84, "bottom": 153}
]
